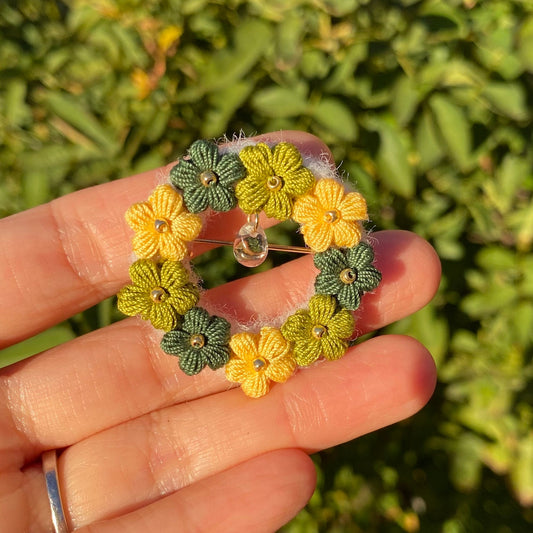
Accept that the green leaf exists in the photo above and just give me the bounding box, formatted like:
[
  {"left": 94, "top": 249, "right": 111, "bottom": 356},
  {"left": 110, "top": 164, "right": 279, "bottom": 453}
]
[
  {"left": 482, "top": 82, "right": 529, "bottom": 121},
  {"left": 518, "top": 16, "right": 533, "bottom": 73},
  {"left": 429, "top": 94, "right": 472, "bottom": 172},
  {"left": 0, "top": 325, "right": 76, "bottom": 368},
  {"left": 451, "top": 433, "right": 484, "bottom": 492},
  {"left": 510, "top": 433, "right": 533, "bottom": 506},
  {"left": 311, "top": 98, "right": 358, "bottom": 142},
  {"left": 391, "top": 76, "right": 420, "bottom": 126},
  {"left": 45, "top": 92, "right": 118, "bottom": 154},
  {"left": 365, "top": 116, "right": 415, "bottom": 198},
  {"left": 415, "top": 109, "right": 445, "bottom": 172},
  {"left": 252, "top": 85, "right": 309, "bottom": 118}
]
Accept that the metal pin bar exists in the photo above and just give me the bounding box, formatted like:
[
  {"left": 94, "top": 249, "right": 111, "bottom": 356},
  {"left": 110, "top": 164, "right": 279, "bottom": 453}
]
[{"left": 194, "top": 238, "right": 313, "bottom": 254}]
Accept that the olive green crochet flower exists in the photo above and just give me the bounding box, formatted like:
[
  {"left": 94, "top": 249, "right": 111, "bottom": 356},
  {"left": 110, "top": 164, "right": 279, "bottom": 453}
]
[
  {"left": 314, "top": 243, "right": 381, "bottom": 311},
  {"left": 170, "top": 140, "right": 245, "bottom": 213},
  {"left": 160, "top": 307, "right": 231, "bottom": 376},
  {"left": 117, "top": 259, "right": 199, "bottom": 331},
  {"left": 235, "top": 142, "right": 315, "bottom": 220},
  {"left": 281, "top": 294, "right": 355, "bottom": 366}
]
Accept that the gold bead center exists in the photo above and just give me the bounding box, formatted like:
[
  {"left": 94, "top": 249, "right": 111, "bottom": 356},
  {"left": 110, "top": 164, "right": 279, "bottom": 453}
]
[
  {"left": 323, "top": 210, "right": 338, "bottom": 223},
  {"left": 190, "top": 334, "right": 206, "bottom": 349},
  {"left": 150, "top": 287, "right": 167, "bottom": 303},
  {"left": 200, "top": 170, "right": 218, "bottom": 187},
  {"left": 253, "top": 357, "right": 267, "bottom": 371},
  {"left": 154, "top": 218, "right": 169, "bottom": 233},
  {"left": 340, "top": 268, "right": 357, "bottom": 284},
  {"left": 266, "top": 175, "right": 283, "bottom": 191},
  {"left": 312, "top": 325, "right": 327, "bottom": 339}
]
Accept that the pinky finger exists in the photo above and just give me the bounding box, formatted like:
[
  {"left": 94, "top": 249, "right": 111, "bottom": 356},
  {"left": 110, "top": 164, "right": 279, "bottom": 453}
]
[{"left": 78, "top": 449, "right": 316, "bottom": 533}]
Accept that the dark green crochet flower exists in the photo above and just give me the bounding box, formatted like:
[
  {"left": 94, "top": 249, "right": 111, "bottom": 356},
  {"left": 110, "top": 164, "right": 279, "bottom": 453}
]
[
  {"left": 160, "top": 306, "right": 231, "bottom": 375},
  {"left": 169, "top": 140, "right": 245, "bottom": 213},
  {"left": 314, "top": 242, "right": 381, "bottom": 311}
]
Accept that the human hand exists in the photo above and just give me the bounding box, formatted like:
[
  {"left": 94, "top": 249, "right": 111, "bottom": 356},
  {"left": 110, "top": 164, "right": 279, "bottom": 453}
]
[{"left": 0, "top": 131, "right": 440, "bottom": 532}]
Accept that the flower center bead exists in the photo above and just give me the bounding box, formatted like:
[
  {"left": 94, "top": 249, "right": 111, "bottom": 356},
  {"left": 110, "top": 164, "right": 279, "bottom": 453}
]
[
  {"left": 189, "top": 334, "right": 206, "bottom": 349},
  {"left": 340, "top": 267, "right": 357, "bottom": 284},
  {"left": 266, "top": 175, "right": 283, "bottom": 191},
  {"left": 323, "top": 210, "right": 338, "bottom": 223},
  {"left": 253, "top": 357, "right": 267, "bottom": 371},
  {"left": 199, "top": 170, "right": 218, "bottom": 187},
  {"left": 312, "top": 324, "right": 327, "bottom": 339},
  {"left": 150, "top": 287, "right": 167, "bottom": 303},
  {"left": 154, "top": 219, "right": 169, "bottom": 233}
]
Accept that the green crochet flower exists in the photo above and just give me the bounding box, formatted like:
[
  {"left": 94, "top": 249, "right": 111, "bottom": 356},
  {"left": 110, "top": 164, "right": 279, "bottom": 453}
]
[
  {"left": 160, "top": 307, "right": 231, "bottom": 375},
  {"left": 314, "top": 243, "right": 381, "bottom": 311},
  {"left": 117, "top": 259, "right": 199, "bottom": 331},
  {"left": 170, "top": 140, "right": 245, "bottom": 213},
  {"left": 235, "top": 142, "right": 315, "bottom": 220},
  {"left": 281, "top": 294, "right": 355, "bottom": 366}
]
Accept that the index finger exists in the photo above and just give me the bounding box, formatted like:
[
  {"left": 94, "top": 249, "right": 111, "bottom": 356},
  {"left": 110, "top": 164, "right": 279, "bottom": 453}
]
[{"left": 0, "top": 131, "right": 332, "bottom": 348}]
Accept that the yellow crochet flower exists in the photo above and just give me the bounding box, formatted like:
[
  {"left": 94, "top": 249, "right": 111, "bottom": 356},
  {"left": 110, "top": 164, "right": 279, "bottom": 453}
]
[
  {"left": 125, "top": 184, "right": 202, "bottom": 261},
  {"left": 225, "top": 327, "right": 296, "bottom": 398},
  {"left": 117, "top": 259, "right": 199, "bottom": 331},
  {"left": 235, "top": 142, "right": 315, "bottom": 220},
  {"left": 292, "top": 178, "right": 368, "bottom": 252}
]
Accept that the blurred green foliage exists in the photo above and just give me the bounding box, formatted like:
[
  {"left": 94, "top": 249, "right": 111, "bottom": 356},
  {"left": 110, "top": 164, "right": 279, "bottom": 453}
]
[{"left": 1, "top": 0, "right": 532, "bottom": 530}]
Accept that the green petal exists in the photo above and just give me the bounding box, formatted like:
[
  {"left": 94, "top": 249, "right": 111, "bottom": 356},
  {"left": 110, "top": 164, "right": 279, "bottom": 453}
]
[
  {"left": 207, "top": 184, "right": 236, "bottom": 212},
  {"left": 264, "top": 191, "right": 292, "bottom": 220},
  {"left": 189, "top": 140, "right": 219, "bottom": 170},
  {"left": 283, "top": 167, "right": 315, "bottom": 196},
  {"left": 271, "top": 142, "right": 303, "bottom": 174},
  {"left": 160, "top": 329, "right": 190, "bottom": 355},
  {"left": 117, "top": 285, "right": 151, "bottom": 317},
  {"left": 129, "top": 259, "right": 160, "bottom": 290},
  {"left": 215, "top": 153, "right": 245, "bottom": 185},
  {"left": 160, "top": 260, "right": 189, "bottom": 289},
  {"left": 182, "top": 185, "right": 209, "bottom": 213},
  {"left": 356, "top": 266, "right": 382, "bottom": 292},
  {"left": 327, "top": 308, "right": 355, "bottom": 339},
  {"left": 320, "top": 336, "right": 348, "bottom": 361},
  {"left": 170, "top": 160, "right": 201, "bottom": 190},
  {"left": 150, "top": 302, "right": 179, "bottom": 331},
  {"left": 239, "top": 143, "right": 272, "bottom": 175},
  {"left": 314, "top": 272, "right": 344, "bottom": 296},
  {"left": 179, "top": 349, "right": 208, "bottom": 376},
  {"left": 167, "top": 286, "right": 199, "bottom": 315},
  {"left": 281, "top": 311, "right": 312, "bottom": 342},
  {"left": 346, "top": 242, "right": 375, "bottom": 268},
  {"left": 205, "top": 315, "right": 231, "bottom": 344},
  {"left": 293, "top": 339, "right": 322, "bottom": 366},
  {"left": 308, "top": 294, "right": 337, "bottom": 324},
  {"left": 203, "top": 344, "right": 231, "bottom": 370},
  {"left": 235, "top": 177, "right": 270, "bottom": 214},
  {"left": 183, "top": 307, "right": 211, "bottom": 333},
  {"left": 336, "top": 285, "right": 362, "bottom": 311},
  {"left": 313, "top": 248, "right": 347, "bottom": 272}
]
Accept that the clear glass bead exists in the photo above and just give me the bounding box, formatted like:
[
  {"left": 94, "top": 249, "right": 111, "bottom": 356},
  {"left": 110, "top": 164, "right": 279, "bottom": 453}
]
[{"left": 233, "top": 221, "right": 269, "bottom": 267}]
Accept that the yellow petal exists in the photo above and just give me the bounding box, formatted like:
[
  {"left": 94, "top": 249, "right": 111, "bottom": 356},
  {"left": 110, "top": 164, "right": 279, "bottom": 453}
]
[
  {"left": 265, "top": 355, "right": 296, "bottom": 383},
  {"left": 158, "top": 234, "right": 188, "bottom": 261},
  {"left": 125, "top": 202, "right": 155, "bottom": 232},
  {"left": 171, "top": 213, "right": 203, "bottom": 242},
  {"left": 301, "top": 222, "right": 334, "bottom": 252},
  {"left": 241, "top": 373, "right": 271, "bottom": 398},
  {"left": 225, "top": 357, "right": 249, "bottom": 383},
  {"left": 151, "top": 184, "right": 184, "bottom": 219},
  {"left": 339, "top": 191, "right": 368, "bottom": 221},
  {"left": 308, "top": 294, "right": 337, "bottom": 324},
  {"left": 229, "top": 332, "right": 259, "bottom": 361},
  {"left": 292, "top": 194, "right": 322, "bottom": 224},
  {"left": 332, "top": 219, "right": 362, "bottom": 248},
  {"left": 239, "top": 143, "right": 272, "bottom": 175},
  {"left": 258, "top": 327, "right": 290, "bottom": 360},
  {"left": 271, "top": 142, "right": 303, "bottom": 175},
  {"left": 313, "top": 179, "right": 345, "bottom": 210},
  {"left": 132, "top": 231, "right": 160, "bottom": 259}
]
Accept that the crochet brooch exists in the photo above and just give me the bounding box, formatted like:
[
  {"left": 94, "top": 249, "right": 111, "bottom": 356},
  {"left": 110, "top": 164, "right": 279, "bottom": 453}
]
[{"left": 117, "top": 139, "right": 381, "bottom": 398}]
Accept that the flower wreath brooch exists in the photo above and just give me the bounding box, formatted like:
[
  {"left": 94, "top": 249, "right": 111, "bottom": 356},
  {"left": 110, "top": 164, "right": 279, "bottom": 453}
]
[{"left": 117, "top": 138, "right": 382, "bottom": 398}]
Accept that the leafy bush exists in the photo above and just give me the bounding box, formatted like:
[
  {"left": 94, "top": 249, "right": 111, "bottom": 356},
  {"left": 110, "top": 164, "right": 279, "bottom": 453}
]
[{"left": 1, "top": 0, "right": 532, "bottom": 530}]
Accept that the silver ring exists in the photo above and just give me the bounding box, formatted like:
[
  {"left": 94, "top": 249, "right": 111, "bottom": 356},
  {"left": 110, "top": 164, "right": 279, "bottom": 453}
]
[{"left": 42, "top": 449, "right": 69, "bottom": 533}]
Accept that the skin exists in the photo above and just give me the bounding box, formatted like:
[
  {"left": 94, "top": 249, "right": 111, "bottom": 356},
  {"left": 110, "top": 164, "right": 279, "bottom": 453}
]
[{"left": 0, "top": 131, "right": 441, "bottom": 532}]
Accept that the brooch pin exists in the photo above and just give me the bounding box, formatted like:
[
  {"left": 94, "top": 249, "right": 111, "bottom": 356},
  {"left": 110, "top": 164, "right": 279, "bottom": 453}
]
[{"left": 117, "top": 139, "right": 381, "bottom": 398}]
